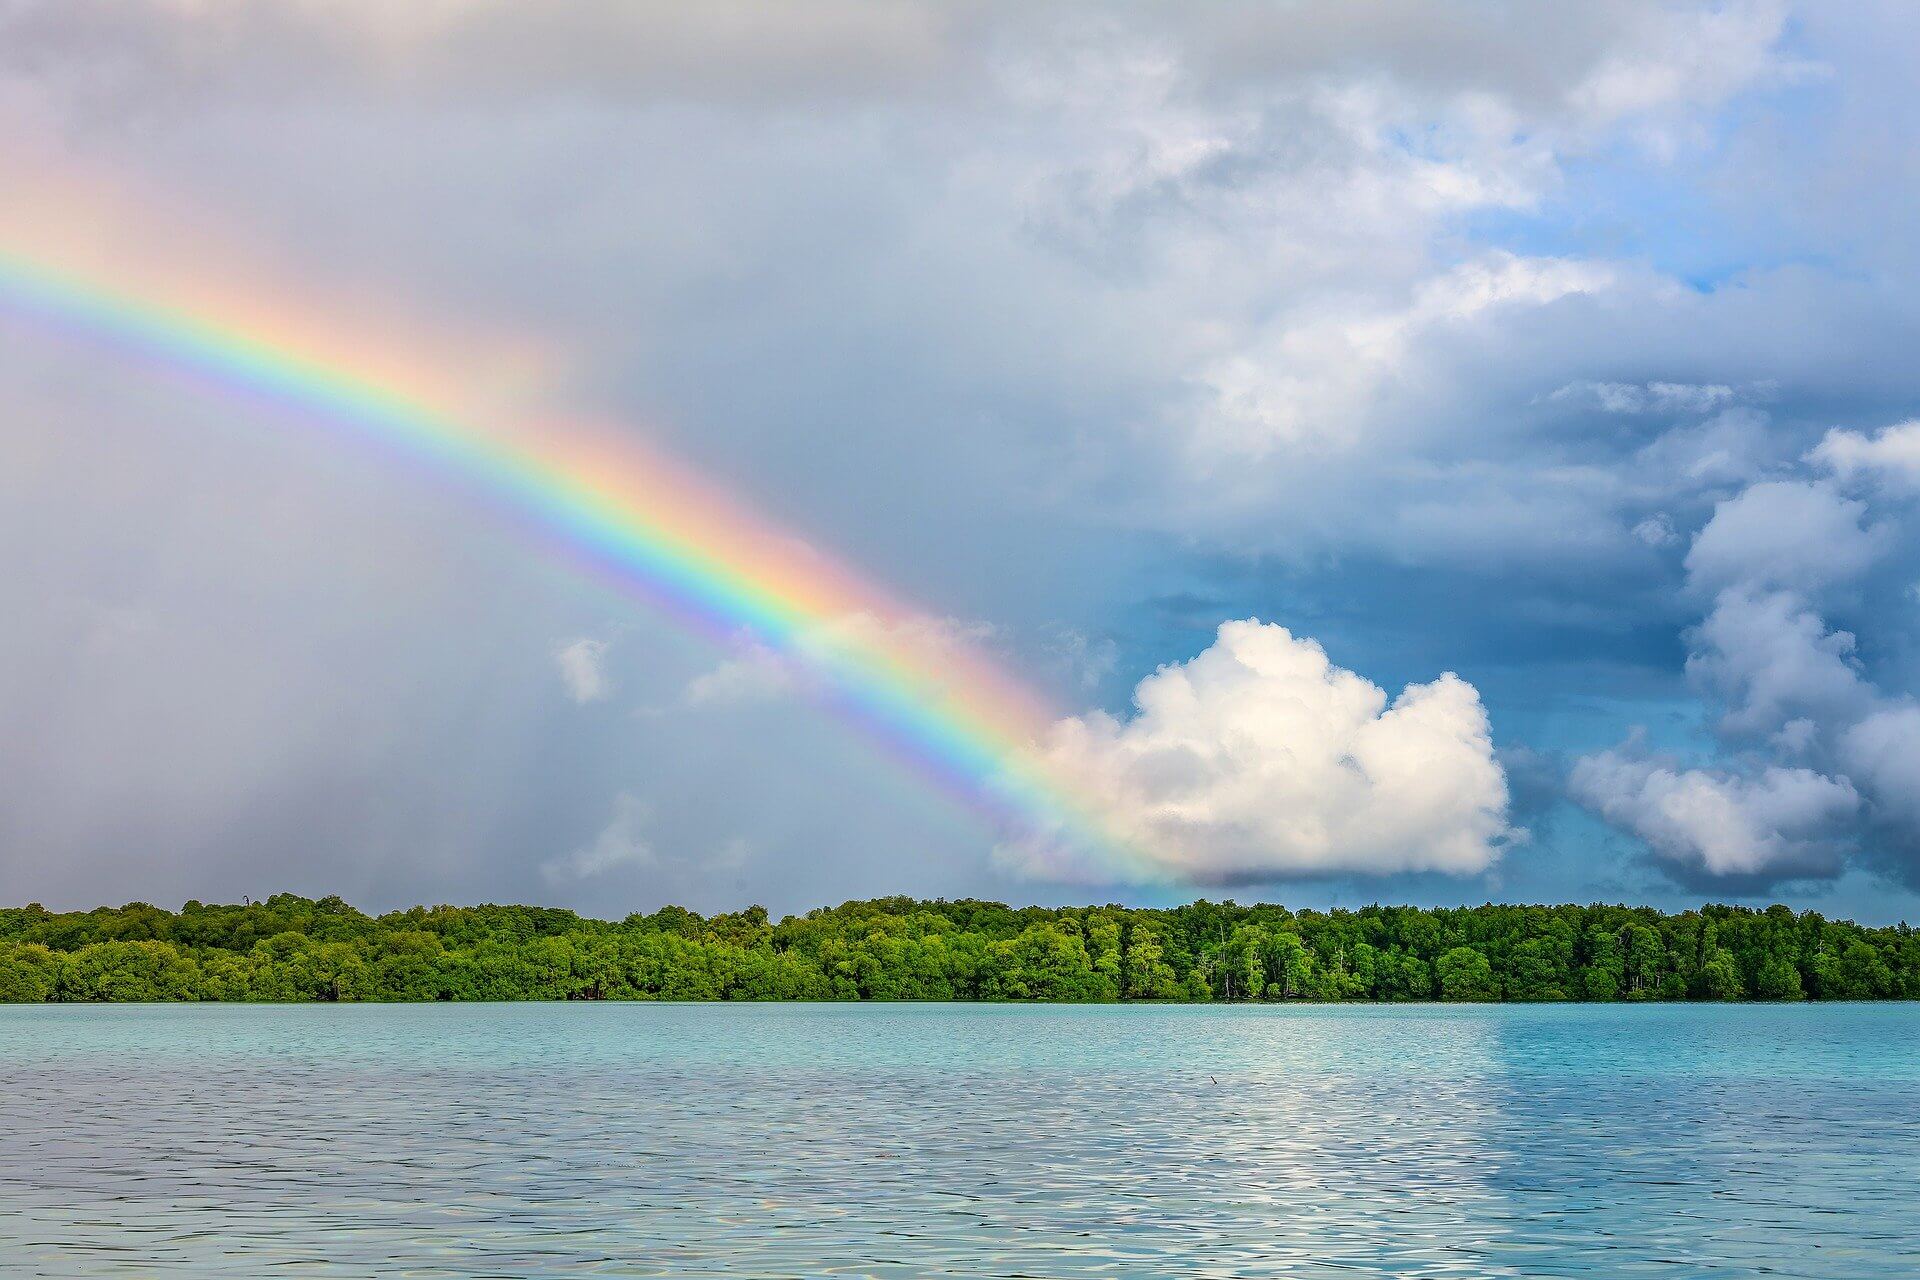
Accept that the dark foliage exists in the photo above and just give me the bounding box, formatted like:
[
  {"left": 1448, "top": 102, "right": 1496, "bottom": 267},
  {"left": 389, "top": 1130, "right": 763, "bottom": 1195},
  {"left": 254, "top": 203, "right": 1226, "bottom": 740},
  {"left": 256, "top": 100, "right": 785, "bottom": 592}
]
[{"left": 1, "top": 895, "right": 1913, "bottom": 1003}]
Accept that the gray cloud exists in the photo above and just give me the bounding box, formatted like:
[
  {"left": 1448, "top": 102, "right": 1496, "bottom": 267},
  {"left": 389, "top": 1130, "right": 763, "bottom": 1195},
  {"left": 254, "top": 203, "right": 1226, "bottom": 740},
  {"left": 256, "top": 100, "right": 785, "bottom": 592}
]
[
  {"left": 1573, "top": 419, "right": 1920, "bottom": 889},
  {"left": 1569, "top": 745, "right": 1859, "bottom": 883},
  {"left": 0, "top": 2, "right": 1792, "bottom": 113},
  {"left": 1684, "top": 481, "right": 1887, "bottom": 598},
  {"left": 1813, "top": 420, "right": 1920, "bottom": 493},
  {"left": 1686, "top": 589, "right": 1877, "bottom": 737},
  {"left": 542, "top": 792, "right": 654, "bottom": 882},
  {"left": 1550, "top": 381, "right": 1742, "bottom": 415},
  {"left": 7, "top": 2, "right": 1920, "bottom": 916},
  {"left": 554, "top": 638, "right": 613, "bottom": 704}
]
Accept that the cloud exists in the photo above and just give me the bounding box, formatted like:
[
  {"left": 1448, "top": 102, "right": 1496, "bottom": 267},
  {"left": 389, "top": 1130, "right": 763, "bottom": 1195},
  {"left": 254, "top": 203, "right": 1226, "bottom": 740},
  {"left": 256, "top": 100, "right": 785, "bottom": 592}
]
[
  {"left": 1, "top": 0, "right": 1812, "bottom": 591},
  {"left": 1632, "top": 408, "right": 1777, "bottom": 488},
  {"left": 1569, "top": 746, "right": 1858, "bottom": 881},
  {"left": 1042, "top": 626, "right": 1119, "bottom": 691},
  {"left": 1568, "top": 0, "right": 1805, "bottom": 133},
  {"left": 1631, "top": 514, "right": 1680, "bottom": 547},
  {"left": 1685, "top": 589, "right": 1875, "bottom": 736},
  {"left": 0, "top": 0, "right": 1794, "bottom": 119},
  {"left": 1576, "top": 434, "right": 1920, "bottom": 886},
  {"left": 554, "top": 638, "right": 612, "bottom": 704},
  {"left": 1195, "top": 254, "right": 1614, "bottom": 457},
  {"left": 541, "top": 792, "right": 654, "bottom": 881},
  {"left": 1811, "top": 420, "right": 1920, "bottom": 493},
  {"left": 684, "top": 613, "right": 1001, "bottom": 707},
  {"left": 1839, "top": 705, "right": 1920, "bottom": 834},
  {"left": 1002, "top": 620, "right": 1515, "bottom": 884},
  {"left": 14, "top": 0, "right": 1920, "bottom": 918},
  {"left": 0, "top": 1, "right": 974, "bottom": 111},
  {"left": 1684, "top": 481, "right": 1887, "bottom": 597},
  {"left": 1549, "top": 380, "right": 1738, "bottom": 415},
  {"left": 684, "top": 639, "right": 799, "bottom": 707}
]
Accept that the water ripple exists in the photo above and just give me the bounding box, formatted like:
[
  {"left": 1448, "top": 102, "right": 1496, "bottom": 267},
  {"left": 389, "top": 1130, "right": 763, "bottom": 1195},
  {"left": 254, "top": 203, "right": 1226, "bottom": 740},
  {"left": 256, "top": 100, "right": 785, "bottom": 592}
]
[{"left": 2, "top": 1003, "right": 1916, "bottom": 1277}]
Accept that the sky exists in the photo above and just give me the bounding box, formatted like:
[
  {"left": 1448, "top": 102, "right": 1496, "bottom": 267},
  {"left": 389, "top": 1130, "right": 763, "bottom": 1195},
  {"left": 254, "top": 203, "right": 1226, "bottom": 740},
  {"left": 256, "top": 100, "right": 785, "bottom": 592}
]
[{"left": 5, "top": 1, "right": 1920, "bottom": 922}]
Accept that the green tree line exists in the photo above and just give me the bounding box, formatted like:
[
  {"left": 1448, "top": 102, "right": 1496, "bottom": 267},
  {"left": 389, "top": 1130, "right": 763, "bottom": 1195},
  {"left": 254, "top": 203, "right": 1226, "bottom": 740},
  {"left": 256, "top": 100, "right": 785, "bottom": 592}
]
[{"left": 1, "top": 895, "right": 1915, "bottom": 1003}]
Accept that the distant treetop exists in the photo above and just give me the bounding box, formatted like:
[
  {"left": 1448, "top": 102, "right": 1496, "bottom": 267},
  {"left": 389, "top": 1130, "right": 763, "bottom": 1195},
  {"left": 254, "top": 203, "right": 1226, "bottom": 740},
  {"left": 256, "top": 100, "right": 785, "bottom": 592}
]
[{"left": 0, "top": 896, "right": 1912, "bottom": 1004}]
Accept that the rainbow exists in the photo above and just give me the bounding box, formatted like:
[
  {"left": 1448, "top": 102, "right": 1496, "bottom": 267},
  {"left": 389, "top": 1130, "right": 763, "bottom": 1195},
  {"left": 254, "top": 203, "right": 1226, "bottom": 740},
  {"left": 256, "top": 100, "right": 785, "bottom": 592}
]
[{"left": 0, "top": 248, "right": 1140, "bottom": 875}]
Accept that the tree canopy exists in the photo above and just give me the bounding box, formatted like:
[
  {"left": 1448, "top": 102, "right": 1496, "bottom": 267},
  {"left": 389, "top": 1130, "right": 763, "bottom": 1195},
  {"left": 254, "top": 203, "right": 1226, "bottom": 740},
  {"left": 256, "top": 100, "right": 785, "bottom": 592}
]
[{"left": 1, "top": 895, "right": 1915, "bottom": 1003}]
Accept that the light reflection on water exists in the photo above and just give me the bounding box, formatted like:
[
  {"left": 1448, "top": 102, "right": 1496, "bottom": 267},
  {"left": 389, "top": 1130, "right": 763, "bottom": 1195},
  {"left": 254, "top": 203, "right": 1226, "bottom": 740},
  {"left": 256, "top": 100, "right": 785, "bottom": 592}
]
[{"left": 2, "top": 1003, "right": 1916, "bottom": 1277}]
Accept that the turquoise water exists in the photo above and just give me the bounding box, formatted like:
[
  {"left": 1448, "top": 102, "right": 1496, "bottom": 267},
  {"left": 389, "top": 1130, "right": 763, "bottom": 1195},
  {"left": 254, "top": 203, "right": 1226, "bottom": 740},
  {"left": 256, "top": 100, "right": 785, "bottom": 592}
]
[{"left": 2, "top": 1003, "right": 1916, "bottom": 1277}]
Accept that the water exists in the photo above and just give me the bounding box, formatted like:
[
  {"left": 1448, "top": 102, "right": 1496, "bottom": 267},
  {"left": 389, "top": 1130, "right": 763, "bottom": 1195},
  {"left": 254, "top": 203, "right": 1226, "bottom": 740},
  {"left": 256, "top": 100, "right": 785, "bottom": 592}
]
[{"left": 2, "top": 1003, "right": 1916, "bottom": 1277}]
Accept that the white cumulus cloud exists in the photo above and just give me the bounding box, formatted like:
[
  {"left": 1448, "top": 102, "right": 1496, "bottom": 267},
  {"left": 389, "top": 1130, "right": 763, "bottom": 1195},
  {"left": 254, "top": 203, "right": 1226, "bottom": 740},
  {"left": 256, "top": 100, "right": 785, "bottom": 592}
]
[{"left": 1001, "top": 619, "right": 1515, "bottom": 884}]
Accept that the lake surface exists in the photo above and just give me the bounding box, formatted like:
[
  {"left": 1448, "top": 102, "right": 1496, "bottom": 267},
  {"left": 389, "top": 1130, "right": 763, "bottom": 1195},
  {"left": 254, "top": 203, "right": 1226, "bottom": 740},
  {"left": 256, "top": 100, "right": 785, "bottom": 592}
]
[{"left": 2, "top": 1003, "right": 1916, "bottom": 1277}]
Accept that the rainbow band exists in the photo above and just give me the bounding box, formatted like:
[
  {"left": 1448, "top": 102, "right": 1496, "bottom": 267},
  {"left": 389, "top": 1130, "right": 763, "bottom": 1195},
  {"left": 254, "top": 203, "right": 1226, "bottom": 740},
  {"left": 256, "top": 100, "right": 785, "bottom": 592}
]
[{"left": 0, "top": 251, "right": 1134, "bottom": 872}]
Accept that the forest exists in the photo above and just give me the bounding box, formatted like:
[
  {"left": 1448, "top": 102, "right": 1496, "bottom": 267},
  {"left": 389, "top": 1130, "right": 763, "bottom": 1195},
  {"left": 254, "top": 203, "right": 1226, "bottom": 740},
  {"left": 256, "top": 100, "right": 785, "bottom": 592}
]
[{"left": 1, "top": 894, "right": 1915, "bottom": 1004}]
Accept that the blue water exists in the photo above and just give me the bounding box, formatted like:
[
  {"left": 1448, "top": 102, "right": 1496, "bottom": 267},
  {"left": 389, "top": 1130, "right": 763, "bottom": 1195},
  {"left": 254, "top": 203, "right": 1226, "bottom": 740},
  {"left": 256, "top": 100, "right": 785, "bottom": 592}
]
[{"left": 2, "top": 1003, "right": 1916, "bottom": 1277}]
